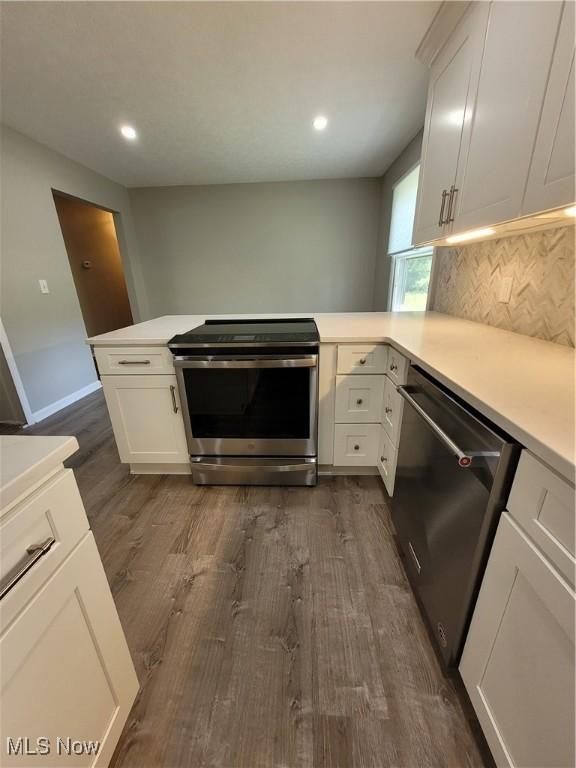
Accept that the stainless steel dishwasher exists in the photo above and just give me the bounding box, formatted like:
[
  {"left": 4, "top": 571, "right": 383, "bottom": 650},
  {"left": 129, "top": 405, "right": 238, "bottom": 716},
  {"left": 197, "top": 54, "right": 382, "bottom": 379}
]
[{"left": 391, "top": 366, "right": 521, "bottom": 669}]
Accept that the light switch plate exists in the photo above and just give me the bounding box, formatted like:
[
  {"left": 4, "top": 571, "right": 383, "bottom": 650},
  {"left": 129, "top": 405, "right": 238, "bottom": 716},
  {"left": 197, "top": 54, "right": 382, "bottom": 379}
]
[
  {"left": 498, "top": 276, "right": 513, "bottom": 303},
  {"left": 39, "top": 279, "right": 49, "bottom": 294}
]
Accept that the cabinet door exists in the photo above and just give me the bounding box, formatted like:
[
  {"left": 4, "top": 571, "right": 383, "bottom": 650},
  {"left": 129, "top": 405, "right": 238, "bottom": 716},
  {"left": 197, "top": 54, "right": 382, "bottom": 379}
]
[
  {"left": 453, "top": 2, "right": 564, "bottom": 232},
  {"left": 1, "top": 533, "right": 138, "bottom": 768},
  {"left": 102, "top": 374, "right": 188, "bottom": 463},
  {"left": 412, "top": 3, "right": 488, "bottom": 245},
  {"left": 382, "top": 376, "right": 403, "bottom": 446},
  {"left": 377, "top": 427, "right": 397, "bottom": 497},
  {"left": 460, "top": 513, "right": 575, "bottom": 768},
  {"left": 523, "top": 1, "right": 575, "bottom": 215}
]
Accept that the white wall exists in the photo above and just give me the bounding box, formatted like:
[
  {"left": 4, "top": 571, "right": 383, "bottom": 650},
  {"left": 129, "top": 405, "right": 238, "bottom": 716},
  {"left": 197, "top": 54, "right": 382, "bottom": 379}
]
[
  {"left": 0, "top": 125, "right": 149, "bottom": 414},
  {"left": 129, "top": 179, "right": 381, "bottom": 315}
]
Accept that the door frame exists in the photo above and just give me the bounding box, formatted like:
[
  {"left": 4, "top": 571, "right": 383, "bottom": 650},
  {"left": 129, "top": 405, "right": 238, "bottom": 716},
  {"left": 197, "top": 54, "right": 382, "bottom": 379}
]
[{"left": 0, "top": 318, "right": 34, "bottom": 425}]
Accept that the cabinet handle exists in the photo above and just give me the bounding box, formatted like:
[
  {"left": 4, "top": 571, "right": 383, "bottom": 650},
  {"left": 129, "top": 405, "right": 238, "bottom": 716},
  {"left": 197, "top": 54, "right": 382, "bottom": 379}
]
[
  {"left": 0, "top": 537, "right": 56, "bottom": 600},
  {"left": 390, "top": 363, "right": 398, "bottom": 373},
  {"left": 356, "top": 398, "right": 363, "bottom": 405},
  {"left": 385, "top": 406, "right": 392, "bottom": 414},
  {"left": 170, "top": 384, "right": 179, "bottom": 413},
  {"left": 359, "top": 358, "right": 367, "bottom": 366},
  {"left": 380, "top": 455, "right": 387, "bottom": 463},
  {"left": 354, "top": 444, "right": 360, "bottom": 451},
  {"left": 438, "top": 189, "right": 449, "bottom": 226},
  {"left": 446, "top": 185, "right": 458, "bottom": 224},
  {"left": 118, "top": 360, "right": 151, "bottom": 365}
]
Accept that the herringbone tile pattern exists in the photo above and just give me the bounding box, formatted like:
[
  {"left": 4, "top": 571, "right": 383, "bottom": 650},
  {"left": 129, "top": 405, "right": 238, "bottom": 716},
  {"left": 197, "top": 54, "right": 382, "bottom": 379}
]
[{"left": 432, "top": 225, "right": 575, "bottom": 346}]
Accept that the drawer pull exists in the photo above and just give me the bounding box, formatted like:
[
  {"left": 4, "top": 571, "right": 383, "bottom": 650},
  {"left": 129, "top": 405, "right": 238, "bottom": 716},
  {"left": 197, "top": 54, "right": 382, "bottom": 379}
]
[
  {"left": 390, "top": 363, "right": 398, "bottom": 373},
  {"left": 380, "top": 455, "right": 387, "bottom": 463},
  {"left": 356, "top": 398, "right": 363, "bottom": 405},
  {"left": 385, "top": 406, "right": 392, "bottom": 414},
  {"left": 170, "top": 384, "right": 179, "bottom": 414},
  {"left": 0, "top": 537, "right": 56, "bottom": 600},
  {"left": 359, "top": 359, "right": 367, "bottom": 365},
  {"left": 118, "top": 359, "right": 151, "bottom": 365},
  {"left": 354, "top": 444, "right": 360, "bottom": 451}
]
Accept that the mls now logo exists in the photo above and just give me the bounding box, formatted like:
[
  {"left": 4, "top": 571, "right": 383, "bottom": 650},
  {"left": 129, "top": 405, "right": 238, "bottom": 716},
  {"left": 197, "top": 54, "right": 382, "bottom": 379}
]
[{"left": 6, "top": 737, "right": 101, "bottom": 757}]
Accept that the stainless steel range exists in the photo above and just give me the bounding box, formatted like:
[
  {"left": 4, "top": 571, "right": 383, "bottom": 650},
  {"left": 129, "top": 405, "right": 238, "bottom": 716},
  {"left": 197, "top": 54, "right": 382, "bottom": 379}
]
[{"left": 168, "top": 319, "right": 319, "bottom": 486}]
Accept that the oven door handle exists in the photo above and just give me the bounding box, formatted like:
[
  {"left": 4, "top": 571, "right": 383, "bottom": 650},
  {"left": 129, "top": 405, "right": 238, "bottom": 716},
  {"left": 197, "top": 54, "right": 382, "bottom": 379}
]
[
  {"left": 173, "top": 356, "right": 317, "bottom": 369},
  {"left": 397, "top": 385, "right": 475, "bottom": 468}
]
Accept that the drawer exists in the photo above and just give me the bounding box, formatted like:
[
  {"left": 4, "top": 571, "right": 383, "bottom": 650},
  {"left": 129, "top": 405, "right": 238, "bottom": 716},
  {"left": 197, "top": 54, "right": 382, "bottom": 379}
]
[
  {"left": 387, "top": 348, "right": 409, "bottom": 385},
  {"left": 0, "top": 469, "right": 90, "bottom": 629},
  {"left": 333, "top": 424, "right": 380, "bottom": 466},
  {"left": 337, "top": 345, "right": 389, "bottom": 375},
  {"left": 507, "top": 451, "right": 575, "bottom": 585},
  {"left": 335, "top": 375, "right": 385, "bottom": 423},
  {"left": 377, "top": 427, "right": 398, "bottom": 497},
  {"left": 94, "top": 346, "right": 174, "bottom": 375},
  {"left": 382, "top": 376, "right": 403, "bottom": 446}
]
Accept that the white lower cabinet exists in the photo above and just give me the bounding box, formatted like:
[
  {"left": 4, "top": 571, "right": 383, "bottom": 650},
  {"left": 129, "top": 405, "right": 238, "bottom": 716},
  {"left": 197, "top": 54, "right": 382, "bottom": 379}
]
[
  {"left": 335, "top": 375, "right": 384, "bottom": 423},
  {"left": 460, "top": 512, "right": 575, "bottom": 768},
  {"left": 333, "top": 424, "right": 380, "bottom": 466},
  {"left": 382, "top": 377, "right": 403, "bottom": 446},
  {"left": 1, "top": 532, "right": 139, "bottom": 768},
  {"left": 102, "top": 374, "right": 188, "bottom": 463},
  {"left": 377, "top": 427, "right": 397, "bottom": 496}
]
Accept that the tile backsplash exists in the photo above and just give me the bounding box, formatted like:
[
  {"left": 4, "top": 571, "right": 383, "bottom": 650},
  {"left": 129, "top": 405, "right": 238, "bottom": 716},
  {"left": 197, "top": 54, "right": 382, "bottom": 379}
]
[{"left": 431, "top": 225, "right": 575, "bottom": 347}]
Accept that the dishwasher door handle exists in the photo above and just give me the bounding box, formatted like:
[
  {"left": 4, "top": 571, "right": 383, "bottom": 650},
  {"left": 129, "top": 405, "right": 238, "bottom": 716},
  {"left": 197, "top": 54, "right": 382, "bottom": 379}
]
[{"left": 397, "top": 386, "right": 475, "bottom": 467}]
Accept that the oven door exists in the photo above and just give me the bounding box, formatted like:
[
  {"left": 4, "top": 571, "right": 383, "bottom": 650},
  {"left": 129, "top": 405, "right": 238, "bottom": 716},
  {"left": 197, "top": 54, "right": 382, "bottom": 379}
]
[{"left": 174, "top": 354, "right": 318, "bottom": 457}]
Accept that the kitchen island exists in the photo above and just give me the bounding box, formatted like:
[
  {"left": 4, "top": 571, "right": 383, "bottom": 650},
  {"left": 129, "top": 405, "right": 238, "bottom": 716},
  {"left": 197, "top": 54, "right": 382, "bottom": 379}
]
[{"left": 88, "top": 311, "right": 575, "bottom": 483}]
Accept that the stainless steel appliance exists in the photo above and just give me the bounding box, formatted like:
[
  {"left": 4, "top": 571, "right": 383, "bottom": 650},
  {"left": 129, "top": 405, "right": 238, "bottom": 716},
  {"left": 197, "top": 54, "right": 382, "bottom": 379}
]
[
  {"left": 391, "top": 366, "right": 520, "bottom": 668},
  {"left": 168, "top": 319, "right": 319, "bottom": 485}
]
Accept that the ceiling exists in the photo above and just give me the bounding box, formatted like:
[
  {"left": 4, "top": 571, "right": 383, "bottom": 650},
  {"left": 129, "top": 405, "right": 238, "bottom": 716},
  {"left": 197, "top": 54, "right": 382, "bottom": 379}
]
[{"left": 0, "top": 2, "right": 439, "bottom": 188}]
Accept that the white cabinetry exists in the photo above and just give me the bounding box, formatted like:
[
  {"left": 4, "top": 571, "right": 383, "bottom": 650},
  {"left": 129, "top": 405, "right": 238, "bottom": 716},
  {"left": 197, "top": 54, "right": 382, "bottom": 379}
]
[
  {"left": 413, "top": 3, "right": 488, "bottom": 244},
  {"left": 335, "top": 375, "right": 385, "bottom": 424},
  {"left": 460, "top": 453, "right": 575, "bottom": 768},
  {"left": 101, "top": 374, "right": 188, "bottom": 464},
  {"left": 523, "top": 1, "right": 576, "bottom": 215},
  {"left": 453, "top": 2, "right": 563, "bottom": 231},
  {"left": 0, "top": 441, "right": 138, "bottom": 768},
  {"left": 332, "top": 344, "right": 409, "bottom": 493},
  {"left": 2, "top": 534, "right": 139, "bottom": 768},
  {"left": 414, "top": 1, "right": 575, "bottom": 245}
]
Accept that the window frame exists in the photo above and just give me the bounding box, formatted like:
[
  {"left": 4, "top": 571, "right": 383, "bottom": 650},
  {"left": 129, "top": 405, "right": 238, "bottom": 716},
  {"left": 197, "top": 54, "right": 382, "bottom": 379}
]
[{"left": 386, "top": 162, "right": 435, "bottom": 312}]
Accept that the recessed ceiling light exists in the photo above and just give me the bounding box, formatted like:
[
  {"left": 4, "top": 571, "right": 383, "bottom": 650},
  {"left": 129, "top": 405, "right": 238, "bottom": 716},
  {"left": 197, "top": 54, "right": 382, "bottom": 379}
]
[
  {"left": 446, "top": 228, "right": 496, "bottom": 244},
  {"left": 564, "top": 205, "right": 576, "bottom": 217},
  {"left": 120, "top": 125, "right": 137, "bottom": 141},
  {"left": 313, "top": 115, "right": 328, "bottom": 131}
]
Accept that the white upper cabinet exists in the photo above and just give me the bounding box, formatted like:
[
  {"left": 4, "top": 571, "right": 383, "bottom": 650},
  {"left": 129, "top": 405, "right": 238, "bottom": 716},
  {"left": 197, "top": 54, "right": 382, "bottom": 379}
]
[
  {"left": 412, "top": 3, "right": 488, "bottom": 245},
  {"left": 523, "top": 1, "right": 576, "bottom": 215},
  {"left": 413, "top": 1, "right": 575, "bottom": 245},
  {"left": 452, "top": 2, "right": 564, "bottom": 232}
]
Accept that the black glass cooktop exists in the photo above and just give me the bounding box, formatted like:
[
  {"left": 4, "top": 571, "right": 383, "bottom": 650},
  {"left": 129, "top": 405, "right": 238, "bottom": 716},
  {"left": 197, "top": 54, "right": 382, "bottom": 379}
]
[{"left": 168, "top": 318, "right": 319, "bottom": 347}]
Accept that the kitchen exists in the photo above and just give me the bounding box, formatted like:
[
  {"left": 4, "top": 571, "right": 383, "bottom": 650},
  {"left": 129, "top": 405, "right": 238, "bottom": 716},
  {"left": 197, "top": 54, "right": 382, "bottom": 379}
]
[{"left": 0, "top": 2, "right": 574, "bottom": 767}]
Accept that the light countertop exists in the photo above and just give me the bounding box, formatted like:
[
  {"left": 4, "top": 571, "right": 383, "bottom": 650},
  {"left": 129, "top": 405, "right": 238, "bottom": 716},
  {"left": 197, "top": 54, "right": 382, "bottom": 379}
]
[
  {"left": 87, "top": 312, "right": 575, "bottom": 482},
  {"left": 0, "top": 435, "right": 79, "bottom": 513}
]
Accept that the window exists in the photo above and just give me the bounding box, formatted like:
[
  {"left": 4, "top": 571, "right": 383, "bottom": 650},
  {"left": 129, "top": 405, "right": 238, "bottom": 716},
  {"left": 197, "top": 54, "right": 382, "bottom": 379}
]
[{"left": 387, "top": 164, "right": 433, "bottom": 311}]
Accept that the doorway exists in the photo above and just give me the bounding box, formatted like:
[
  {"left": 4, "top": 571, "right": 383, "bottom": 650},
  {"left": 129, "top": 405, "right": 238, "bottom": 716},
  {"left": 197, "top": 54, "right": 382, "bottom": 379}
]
[
  {"left": 0, "top": 342, "right": 26, "bottom": 428},
  {"left": 53, "top": 193, "right": 134, "bottom": 337}
]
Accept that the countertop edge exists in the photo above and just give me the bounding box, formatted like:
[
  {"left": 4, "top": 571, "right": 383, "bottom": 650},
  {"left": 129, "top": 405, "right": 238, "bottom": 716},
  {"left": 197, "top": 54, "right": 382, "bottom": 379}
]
[{"left": 0, "top": 436, "right": 79, "bottom": 515}]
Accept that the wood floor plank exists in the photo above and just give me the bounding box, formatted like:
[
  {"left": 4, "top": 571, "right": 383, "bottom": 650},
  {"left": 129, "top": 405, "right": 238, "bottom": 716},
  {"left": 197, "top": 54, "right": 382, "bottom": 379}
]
[{"left": 4, "top": 392, "right": 490, "bottom": 768}]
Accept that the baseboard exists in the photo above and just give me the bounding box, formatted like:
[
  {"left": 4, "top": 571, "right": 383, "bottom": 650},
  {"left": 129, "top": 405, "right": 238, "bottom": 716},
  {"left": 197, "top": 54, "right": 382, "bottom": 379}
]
[
  {"left": 130, "top": 462, "right": 192, "bottom": 475},
  {"left": 319, "top": 465, "right": 379, "bottom": 476},
  {"left": 29, "top": 380, "right": 102, "bottom": 424}
]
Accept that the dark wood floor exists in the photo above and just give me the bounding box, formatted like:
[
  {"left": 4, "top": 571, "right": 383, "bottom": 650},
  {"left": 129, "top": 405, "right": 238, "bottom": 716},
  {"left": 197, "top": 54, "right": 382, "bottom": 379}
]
[{"left": 8, "top": 392, "right": 489, "bottom": 768}]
